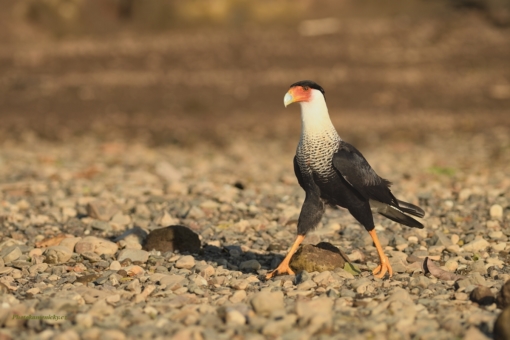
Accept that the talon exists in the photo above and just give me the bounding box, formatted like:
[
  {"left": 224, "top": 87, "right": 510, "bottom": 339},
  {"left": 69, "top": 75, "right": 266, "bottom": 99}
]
[
  {"left": 266, "top": 264, "right": 295, "bottom": 280},
  {"left": 372, "top": 255, "right": 393, "bottom": 278},
  {"left": 266, "top": 235, "right": 304, "bottom": 280}
]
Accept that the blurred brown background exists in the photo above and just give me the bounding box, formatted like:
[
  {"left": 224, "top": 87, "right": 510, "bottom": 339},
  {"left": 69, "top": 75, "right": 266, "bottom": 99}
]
[{"left": 0, "top": 0, "right": 509, "bottom": 147}]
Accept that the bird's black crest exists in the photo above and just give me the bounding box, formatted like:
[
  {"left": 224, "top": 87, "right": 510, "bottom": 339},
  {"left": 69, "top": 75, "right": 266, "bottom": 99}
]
[{"left": 290, "top": 80, "right": 325, "bottom": 97}]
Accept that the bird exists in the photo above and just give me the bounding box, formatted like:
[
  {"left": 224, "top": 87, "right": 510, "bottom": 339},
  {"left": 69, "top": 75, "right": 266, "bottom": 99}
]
[{"left": 266, "top": 80, "right": 425, "bottom": 279}]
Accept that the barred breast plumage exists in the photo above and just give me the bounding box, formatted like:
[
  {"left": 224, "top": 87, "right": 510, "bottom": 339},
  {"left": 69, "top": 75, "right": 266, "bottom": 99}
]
[{"left": 296, "top": 128, "right": 341, "bottom": 179}]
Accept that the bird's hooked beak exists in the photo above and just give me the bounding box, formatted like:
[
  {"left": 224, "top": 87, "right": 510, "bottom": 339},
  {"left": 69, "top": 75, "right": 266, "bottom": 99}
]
[{"left": 284, "top": 86, "right": 311, "bottom": 107}]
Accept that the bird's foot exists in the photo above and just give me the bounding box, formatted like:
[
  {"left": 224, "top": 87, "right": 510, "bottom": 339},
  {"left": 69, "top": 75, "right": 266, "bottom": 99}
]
[
  {"left": 265, "top": 261, "right": 295, "bottom": 279},
  {"left": 372, "top": 255, "right": 393, "bottom": 279}
]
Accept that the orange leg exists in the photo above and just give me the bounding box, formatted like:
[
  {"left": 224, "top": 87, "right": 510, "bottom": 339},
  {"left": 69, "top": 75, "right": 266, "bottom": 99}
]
[
  {"left": 369, "top": 229, "right": 393, "bottom": 278},
  {"left": 265, "top": 235, "right": 305, "bottom": 279}
]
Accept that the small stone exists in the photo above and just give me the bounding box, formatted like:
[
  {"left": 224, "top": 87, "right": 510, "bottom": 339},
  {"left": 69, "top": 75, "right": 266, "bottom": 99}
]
[
  {"left": 59, "top": 237, "right": 82, "bottom": 252},
  {"left": 197, "top": 264, "right": 215, "bottom": 279},
  {"left": 435, "top": 230, "right": 453, "bottom": 246},
  {"left": 117, "top": 249, "right": 149, "bottom": 263},
  {"left": 43, "top": 246, "right": 72, "bottom": 264},
  {"left": 143, "top": 225, "right": 201, "bottom": 253},
  {"left": 463, "top": 238, "right": 489, "bottom": 252},
  {"left": 490, "top": 204, "right": 503, "bottom": 221},
  {"left": 110, "top": 211, "right": 131, "bottom": 226},
  {"left": 290, "top": 242, "right": 349, "bottom": 273},
  {"left": 470, "top": 286, "right": 495, "bottom": 306},
  {"left": 75, "top": 236, "right": 118, "bottom": 256},
  {"left": 90, "top": 220, "right": 111, "bottom": 231},
  {"left": 297, "top": 279, "right": 317, "bottom": 290},
  {"left": 454, "top": 292, "right": 469, "bottom": 301},
  {"left": 125, "top": 265, "right": 144, "bottom": 277},
  {"left": 110, "top": 261, "right": 121, "bottom": 270},
  {"left": 229, "top": 290, "right": 247, "bottom": 303},
  {"left": 296, "top": 297, "right": 333, "bottom": 331},
  {"left": 471, "top": 260, "right": 487, "bottom": 275},
  {"left": 1, "top": 246, "right": 22, "bottom": 263},
  {"left": 75, "top": 313, "right": 94, "bottom": 327},
  {"left": 29, "top": 263, "right": 48, "bottom": 275},
  {"left": 251, "top": 291, "right": 285, "bottom": 315},
  {"left": 351, "top": 278, "right": 371, "bottom": 294},
  {"left": 156, "top": 211, "right": 179, "bottom": 226},
  {"left": 447, "top": 244, "right": 461, "bottom": 254},
  {"left": 29, "top": 248, "right": 43, "bottom": 258},
  {"left": 444, "top": 259, "right": 458, "bottom": 272},
  {"left": 230, "top": 279, "right": 249, "bottom": 290},
  {"left": 410, "top": 276, "right": 431, "bottom": 289},
  {"left": 175, "top": 255, "right": 195, "bottom": 269},
  {"left": 239, "top": 260, "right": 261, "bottom": 272},
  {"left": 224, "top": 308, "right": 246, "bottom": 326},
  {"left": 86, "top": 199, "right": 119, "bottom": 221},
  {"left": 81, "top": 252, "right": 102, "bottom": 262},
  {"left": 155, "top": 161, "right": 181, "bottom": 183}
]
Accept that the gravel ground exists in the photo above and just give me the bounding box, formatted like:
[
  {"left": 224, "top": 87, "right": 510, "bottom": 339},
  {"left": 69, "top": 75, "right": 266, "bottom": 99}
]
[{"left": 0, "top": 126, "right": 509, "bottom": 340}]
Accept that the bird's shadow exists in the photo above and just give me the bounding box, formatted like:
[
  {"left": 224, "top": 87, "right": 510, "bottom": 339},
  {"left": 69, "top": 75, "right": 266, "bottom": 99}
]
[{"left": 111, "top": 226, "right": 284, "bottom": 278}]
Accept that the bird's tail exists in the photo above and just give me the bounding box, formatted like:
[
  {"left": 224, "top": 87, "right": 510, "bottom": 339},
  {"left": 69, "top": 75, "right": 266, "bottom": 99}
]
[
  {"left": 370, "top": 199, "right": 425, "bottom": 229},
  {"left": 379, "top": 206, "right": 424, "bottom": 229},
  {"left": 396, "top": 200, "right": 425, "bottom": 218}
]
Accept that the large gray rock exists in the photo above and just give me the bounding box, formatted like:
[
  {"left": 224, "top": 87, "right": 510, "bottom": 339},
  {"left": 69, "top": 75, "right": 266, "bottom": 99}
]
[
  {"left": 290, "top": 242, "right": 349, "bottom": 273},
  {"left": 143, "top": 225, "right": 200, "bottom": 253}
]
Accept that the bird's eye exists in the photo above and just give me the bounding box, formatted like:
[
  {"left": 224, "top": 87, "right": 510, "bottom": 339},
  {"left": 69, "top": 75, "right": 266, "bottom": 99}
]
[{"left": 303, "top": 86, "right": 309, "bottom": 91}]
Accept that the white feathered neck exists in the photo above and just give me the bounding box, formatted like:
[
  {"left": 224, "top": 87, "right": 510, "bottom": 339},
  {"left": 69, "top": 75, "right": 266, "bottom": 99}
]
[{"left": 298, "top": 89, "right": 340, "bottom": 140}]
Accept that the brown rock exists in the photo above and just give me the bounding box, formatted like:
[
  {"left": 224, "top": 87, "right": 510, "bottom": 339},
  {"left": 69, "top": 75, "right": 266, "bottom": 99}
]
[
  {"left": 469, "top": 286, "right": 495, "bottom": 306},
  {"left": 497, "top": 280, "right": 510, "bottom": 309},
  {"left": 494, "top": 306, "right": 510, "bottom": 340},
  {"left": 143, "top": 225, "right": 200, "bottom": 253},
  {"left": 290, "top": 242, "right": 350, "bottom": 273}
]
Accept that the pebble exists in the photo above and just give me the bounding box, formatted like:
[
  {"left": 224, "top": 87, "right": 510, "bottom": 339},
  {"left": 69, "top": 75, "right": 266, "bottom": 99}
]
[
  {"left": 110, "top": 261, "right": 122, "bottom": 270},
  {"left": 471, "top": 260, "right": 487, "bottom": 275},
  {"left": 490, "top": 204, "right": 503, "bottom": 221},
  {"left": 444, "top": 259, "right": 458, "bottom": 272},
  {"left": 117, "top": 249, "right": 149, "bottom": 263},
  {"left": 224, "top": 308, "right": 246, "bottom": 326},
  {"left": 143, "top": 225, "right": 201, "bottom": 253},
  {"left": 251, "top": 291, "right": 285, "bottom": 315},
  {"left": 1, "top": 246, "right": 22, "bottom": 263},
  {"left": 43, "top": 246, "right": 73, "bottom": 264},
  {"left": 86, "top": 200, "right": 119, "bottom": 221},
  {"left": 463, "top": 238, "right": 490, "bottom": 252},
  {"left": 75, "top": 236, "right": 119, "bottom": 256},
  {"left": 175, "top": 255, "right": 195, "bottom": 269},
  {"left": 59, "top": 237, "right": 82, "bottom": 252},
  {"left": 470, "top": 286, "right": 495, "bottom": 306}
]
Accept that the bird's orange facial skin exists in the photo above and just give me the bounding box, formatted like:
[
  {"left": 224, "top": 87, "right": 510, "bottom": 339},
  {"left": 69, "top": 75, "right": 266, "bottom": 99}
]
[{"left": 288, "top": 86, "right": 312, "bottom": 103}]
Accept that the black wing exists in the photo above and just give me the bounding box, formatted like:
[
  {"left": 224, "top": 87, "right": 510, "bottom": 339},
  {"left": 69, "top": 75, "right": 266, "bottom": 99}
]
[{"left": 332, "top": 141, "right": 397, "bottom": 205}]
